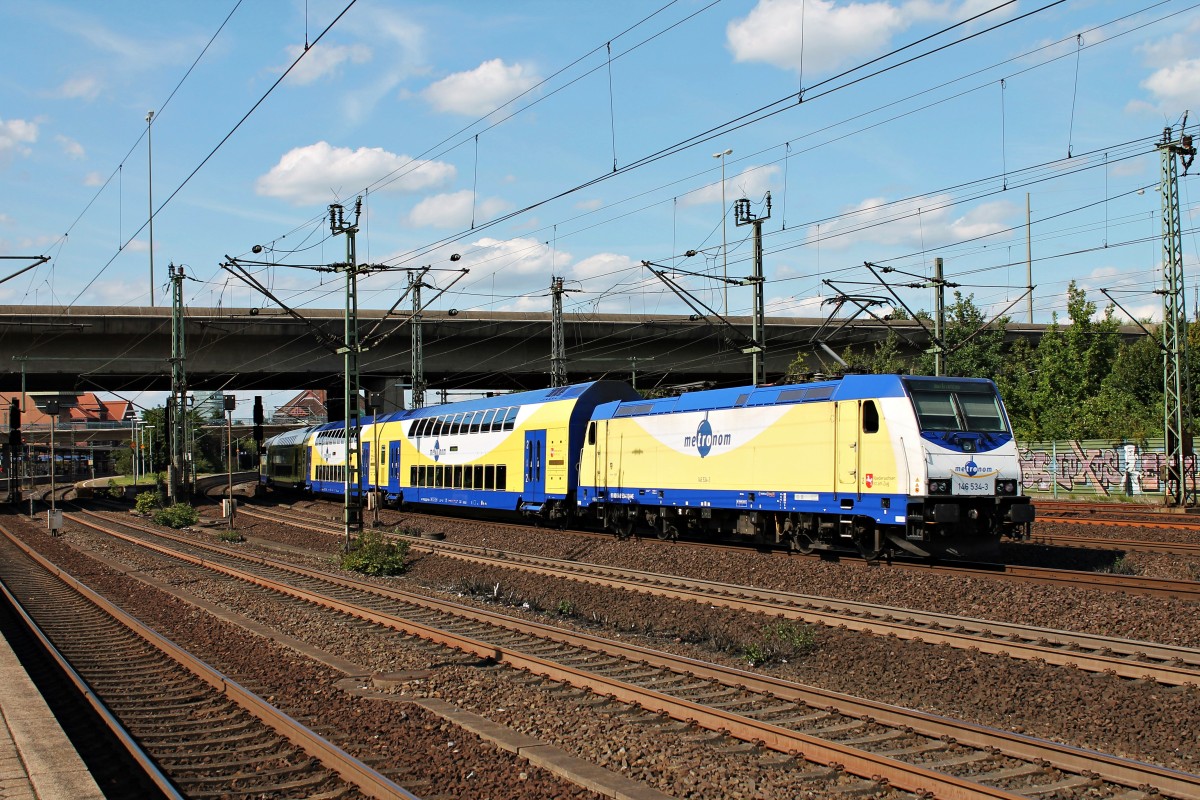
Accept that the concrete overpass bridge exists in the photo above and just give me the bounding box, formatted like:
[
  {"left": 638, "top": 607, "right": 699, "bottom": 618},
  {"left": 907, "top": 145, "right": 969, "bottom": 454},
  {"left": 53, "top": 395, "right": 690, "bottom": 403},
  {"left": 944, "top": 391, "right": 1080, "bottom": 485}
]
[{"left": 0, "top": 305, "right": 1144, "bottom": 410}]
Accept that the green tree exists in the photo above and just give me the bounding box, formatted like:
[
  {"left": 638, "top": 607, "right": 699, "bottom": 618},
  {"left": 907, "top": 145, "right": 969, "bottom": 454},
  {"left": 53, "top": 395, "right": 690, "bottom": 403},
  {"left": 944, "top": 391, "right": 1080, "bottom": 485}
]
[
  {"left": 1018, "top": 282, "right": 1123, "bottom": 439},
  {"left": 916, "top": 292, "right": 1008, "bottom": 379}
]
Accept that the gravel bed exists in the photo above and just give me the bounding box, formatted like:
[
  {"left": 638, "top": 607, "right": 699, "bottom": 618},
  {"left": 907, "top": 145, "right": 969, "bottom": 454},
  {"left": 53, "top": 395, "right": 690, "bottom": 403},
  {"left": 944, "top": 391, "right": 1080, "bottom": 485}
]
[
  {"left": 4, "top": 512, "right": 606, "bottom": 800},
  {"left": 222, "top": 496, "right": 1200, "bottom": 775},
  {"left": 20, "top": 507, "right": 915, "bottom": 800}
]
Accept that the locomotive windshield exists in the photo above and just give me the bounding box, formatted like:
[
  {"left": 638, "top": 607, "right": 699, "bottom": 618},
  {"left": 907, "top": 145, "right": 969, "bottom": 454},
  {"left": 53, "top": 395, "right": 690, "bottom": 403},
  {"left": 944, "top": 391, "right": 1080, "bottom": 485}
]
[{"left": 904, "top": 379, "right": 1009, "bottom": 433}]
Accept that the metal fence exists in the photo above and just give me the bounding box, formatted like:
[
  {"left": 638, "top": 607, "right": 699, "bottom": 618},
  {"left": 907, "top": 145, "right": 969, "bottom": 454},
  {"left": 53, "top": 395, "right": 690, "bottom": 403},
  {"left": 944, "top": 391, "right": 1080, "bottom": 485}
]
[{"left": 1019, "top": 437, "right": 1196, "bottom": 500}]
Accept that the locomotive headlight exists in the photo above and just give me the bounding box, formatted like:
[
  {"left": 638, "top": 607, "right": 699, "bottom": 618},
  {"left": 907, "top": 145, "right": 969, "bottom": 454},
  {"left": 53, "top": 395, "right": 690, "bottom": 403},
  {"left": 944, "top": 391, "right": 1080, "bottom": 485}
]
[
  {"left": 929, "top": 479, "right": 951, "bottom": 495},
  {"left": 998, "top": 479, "right": 1017, "bottom": 495}
]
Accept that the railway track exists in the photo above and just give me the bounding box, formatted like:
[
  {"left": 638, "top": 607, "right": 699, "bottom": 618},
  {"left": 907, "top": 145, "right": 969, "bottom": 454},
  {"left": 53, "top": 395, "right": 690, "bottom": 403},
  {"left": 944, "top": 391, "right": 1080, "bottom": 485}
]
[
  {"left": 0, "top": 519, "right": 416, "bottom": 800},
  {"left": 253, "top": 499, "right": 1200, "bottom": 601},
  {"left": 64, "top": 504, "right": 1200, "bottom": 799},
  {"left": 241, "top": 504, "right": 1200, "bottom": 687},
  {"left": 1035, "top": 500, "right": 1200, "bottom": 530}
]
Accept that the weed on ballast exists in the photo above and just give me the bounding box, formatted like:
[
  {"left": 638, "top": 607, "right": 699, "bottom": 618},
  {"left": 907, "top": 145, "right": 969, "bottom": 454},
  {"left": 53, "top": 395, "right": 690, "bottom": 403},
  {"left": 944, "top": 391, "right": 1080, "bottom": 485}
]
[
  {"left": 1100, "top": 556, "right": 1137, "bottom": 575},
  {"left": 741, "top": 621, "right": 818, "bottom": 667}
]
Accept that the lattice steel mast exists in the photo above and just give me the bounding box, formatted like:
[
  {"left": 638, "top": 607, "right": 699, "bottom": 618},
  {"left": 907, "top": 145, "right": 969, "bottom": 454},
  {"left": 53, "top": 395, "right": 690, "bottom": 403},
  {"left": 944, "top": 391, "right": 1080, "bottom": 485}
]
[{"left": 1159, "top": 123, "right": 1195, "bottom": 505}]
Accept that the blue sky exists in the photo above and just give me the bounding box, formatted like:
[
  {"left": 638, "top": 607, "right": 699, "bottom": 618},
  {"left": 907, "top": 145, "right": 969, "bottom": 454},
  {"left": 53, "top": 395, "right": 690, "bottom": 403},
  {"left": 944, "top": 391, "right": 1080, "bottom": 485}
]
[{"left": 3, "top": 0, "right": 1200, "bottom": 411}]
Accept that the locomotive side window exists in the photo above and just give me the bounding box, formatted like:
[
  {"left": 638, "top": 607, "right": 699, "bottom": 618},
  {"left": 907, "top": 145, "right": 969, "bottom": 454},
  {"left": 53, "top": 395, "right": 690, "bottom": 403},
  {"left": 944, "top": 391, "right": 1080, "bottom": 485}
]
[
  {"left": 862, "top": 401, "right": 879, "bottom": 433},
  {"left": 587, "top": 421, "right": 596, "bottom": 445}
]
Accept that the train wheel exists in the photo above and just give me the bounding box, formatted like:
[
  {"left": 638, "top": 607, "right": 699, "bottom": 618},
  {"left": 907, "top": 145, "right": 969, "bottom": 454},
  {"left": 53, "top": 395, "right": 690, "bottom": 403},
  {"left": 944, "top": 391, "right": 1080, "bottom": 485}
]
[
  {"left": 611, "top": 514, "right": 634, "bottom": 540},
  {"left": 793, "top": 532, "right": 815, "bottom": 555},
  {"left": 854, "top": 526, "right": 883, "bottom": 561}
]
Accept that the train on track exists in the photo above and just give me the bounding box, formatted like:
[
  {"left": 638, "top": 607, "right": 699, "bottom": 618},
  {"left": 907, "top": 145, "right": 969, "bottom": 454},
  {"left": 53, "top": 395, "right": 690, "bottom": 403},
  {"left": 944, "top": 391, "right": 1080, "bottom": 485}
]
[{"left": 259, "top": 374, "right": 1034, "bottom": 559}]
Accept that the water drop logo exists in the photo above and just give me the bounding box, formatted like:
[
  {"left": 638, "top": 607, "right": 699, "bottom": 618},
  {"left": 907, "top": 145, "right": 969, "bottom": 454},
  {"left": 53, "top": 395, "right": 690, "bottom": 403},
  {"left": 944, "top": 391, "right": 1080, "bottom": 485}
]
[
  {"left": 963, "top": 460, "right": 979, "bottom": 477},
  {"left": 432, "top": 439, "right": 441, "bottom": 462},
  {"left": 695, "top": 419, "right": 713, "bottom": 458}
]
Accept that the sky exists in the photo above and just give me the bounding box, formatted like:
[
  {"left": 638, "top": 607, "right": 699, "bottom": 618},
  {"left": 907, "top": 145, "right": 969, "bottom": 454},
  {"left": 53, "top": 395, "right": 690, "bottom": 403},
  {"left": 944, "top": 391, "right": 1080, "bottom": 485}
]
[{"left": 3, "top": 0, "right": 1200, "bottom": 413}]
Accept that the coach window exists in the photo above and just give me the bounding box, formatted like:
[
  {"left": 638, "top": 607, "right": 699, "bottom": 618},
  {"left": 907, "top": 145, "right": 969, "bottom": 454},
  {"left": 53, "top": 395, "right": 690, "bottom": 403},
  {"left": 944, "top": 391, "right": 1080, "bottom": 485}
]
[
  {"left": 473, "top": 465, "right": 483, "bottom": 488},
  {"left": 464, "top": 465, "right": 474, "bottom": 488},
  {"left": 481, "top": 409, "right": 497, "bottom": 431},
  {"left": 467, "top": 411, "right": 481, "bottom": 433},
  {"left": 497, "top": 464, "right": 507, "bottom": 490},
  {"left": 484, "top": 465, "right": 495, "bottom": 490},
  {"left": 410, "top": 466, "right": 417, "bottom": 486},
  {"left": 433, "top": 465, "right": 442, "bottom": 487},
  {"left": 862, "top": 401, "right": 879, "bottom": 434},
  {"left": 503, "top": 407, "right": 517, "bottom": 431},
  {"left": 453, "top": 465, "right": 463, "bottom": 488}
]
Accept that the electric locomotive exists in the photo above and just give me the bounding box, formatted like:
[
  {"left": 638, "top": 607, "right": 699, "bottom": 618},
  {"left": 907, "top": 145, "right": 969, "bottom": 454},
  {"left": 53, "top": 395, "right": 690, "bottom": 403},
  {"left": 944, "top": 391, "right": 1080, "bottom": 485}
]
[{"left": 576, "top": 373, "right": 1032, "bottom": 558}]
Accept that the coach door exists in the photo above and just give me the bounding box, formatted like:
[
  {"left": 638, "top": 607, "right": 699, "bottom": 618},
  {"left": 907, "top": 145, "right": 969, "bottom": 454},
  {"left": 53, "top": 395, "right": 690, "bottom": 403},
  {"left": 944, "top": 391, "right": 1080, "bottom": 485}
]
[
  {"left": 835, "top": 400, "right": 861, "bottom": 497},
  {"left": 360, "top": 443, "right": 372, "bottom": 492},
  {"left": 388, "top": 441, "right": 402, "bottom": 494},
  {"left": 524, "top": 430, "right": 546, "bottom": 500}
]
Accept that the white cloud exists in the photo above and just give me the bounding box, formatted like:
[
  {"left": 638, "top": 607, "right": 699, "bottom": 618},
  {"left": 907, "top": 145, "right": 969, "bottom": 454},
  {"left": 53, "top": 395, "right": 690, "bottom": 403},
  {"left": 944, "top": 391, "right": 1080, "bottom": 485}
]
[
  {"left": 83, "top": 171, "right": 106, "bottom": 187},
  {"left": 405, "top": 190, "right": 511, "bottom": 228},
  {"left": 571, "top": 252, "right": 640, "bottom": 281},
  {"left": 55, "top": 135, "right": 84, "bottom": 159},
  {"left": 1139, "top": 59, "right": 1200, "bottom": 113},
  {"left": 460, "top": 236, "right": 565, "bottom": 277},
  {"left": 728, "top": 0, "right": 905, "bottom": 75},
  {"left": 280, "top": 42, "right": 373, "bottom": 85},
  {"left": 423, "top": 58, "right": 540, "bottom": 116},
  {"left": 727, "top": 0, "right": 1001, "bottom": 76},
  {"left": 54, "top": 75, "right": 101, "bottom": 101},
  {"left": 0, "top": 118, "right": 38, "bottom": 161},
  {"left": 810, "top": 195, "right": 1016, "bottom": 250},
  {"left": 255, "top": 141, "right": 455, "bottom": 206},
  {"left": 681, "top": 165, "right": 779, "bottom": 207},
  {"left": 575, "top": 198, "right": 603, "bottom": 211}
]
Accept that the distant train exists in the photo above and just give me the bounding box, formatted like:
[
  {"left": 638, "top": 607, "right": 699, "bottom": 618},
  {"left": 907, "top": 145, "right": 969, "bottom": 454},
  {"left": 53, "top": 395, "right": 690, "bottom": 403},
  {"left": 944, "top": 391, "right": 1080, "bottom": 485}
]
[{"left": 260, "top": 374, "right": 1034, "bottom": 559}]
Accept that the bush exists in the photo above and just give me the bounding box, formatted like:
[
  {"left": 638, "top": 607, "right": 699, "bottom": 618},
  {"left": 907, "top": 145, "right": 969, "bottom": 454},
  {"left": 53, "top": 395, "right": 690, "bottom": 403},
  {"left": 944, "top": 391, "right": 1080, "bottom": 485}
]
[
  {"left": 218, "top": 529, "right": 244, "bottom": 543},
  {"left": 107, "top": 479, "right": 125, "bottom": 500},
  {"left": 153, "top": 503, "right": 199, "bottom": 529},
  {"left": 134, "top": 491, "right": 160, "bottom": 514},
  {"left": 340, "top": 529, "right": 409, "bottom": 576}
]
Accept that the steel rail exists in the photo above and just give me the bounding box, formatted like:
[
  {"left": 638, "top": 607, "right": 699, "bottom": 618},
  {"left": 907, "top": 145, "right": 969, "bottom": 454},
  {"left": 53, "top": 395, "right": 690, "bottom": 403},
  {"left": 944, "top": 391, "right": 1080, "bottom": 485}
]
[
  {"left": 68, "top": 509, "right": 1200, "bottom": 800},
  {"left": 1031, "top": 531, "right": 1200, "bottom": 554},
  {"left": 0, "top": 576, "right": 184, "bottom": 800},
  {"left": 239, "top": 506, "right": 1200, "bottom": 685},
  {"left": 0, "top": 521, "right": 421, "bottom": 800}
]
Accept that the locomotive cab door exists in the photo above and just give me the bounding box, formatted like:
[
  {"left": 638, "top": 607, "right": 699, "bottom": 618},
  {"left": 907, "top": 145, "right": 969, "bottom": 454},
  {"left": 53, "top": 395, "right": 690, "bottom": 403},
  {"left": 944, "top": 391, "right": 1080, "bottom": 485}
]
[
  {"left": 524, "top": 430, "right": 547, "bottom": 500},
  {"left": 835, "top": 400, "right": 861, "bottom": 497}
]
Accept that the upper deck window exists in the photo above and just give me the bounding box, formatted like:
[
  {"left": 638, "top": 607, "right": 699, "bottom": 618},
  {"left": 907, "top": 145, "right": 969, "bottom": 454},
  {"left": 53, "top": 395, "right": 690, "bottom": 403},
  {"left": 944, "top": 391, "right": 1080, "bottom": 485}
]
[{"left": 906, "top": 380, "right": 1008, "bottom": 433}]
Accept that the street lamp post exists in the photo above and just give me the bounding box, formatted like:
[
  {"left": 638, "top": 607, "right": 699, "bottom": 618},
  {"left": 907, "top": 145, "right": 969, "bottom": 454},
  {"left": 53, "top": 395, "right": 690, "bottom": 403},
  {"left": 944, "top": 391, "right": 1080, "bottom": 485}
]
[{"left": 713, "top": 148, "right": 733, "bottom": 316}]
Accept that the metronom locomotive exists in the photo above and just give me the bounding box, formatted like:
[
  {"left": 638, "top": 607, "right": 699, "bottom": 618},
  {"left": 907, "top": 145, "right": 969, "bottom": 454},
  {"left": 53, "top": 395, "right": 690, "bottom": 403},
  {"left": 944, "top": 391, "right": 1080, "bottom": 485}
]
[{"left": 260, "top": 374, "right": 1034, "bottom": 559}]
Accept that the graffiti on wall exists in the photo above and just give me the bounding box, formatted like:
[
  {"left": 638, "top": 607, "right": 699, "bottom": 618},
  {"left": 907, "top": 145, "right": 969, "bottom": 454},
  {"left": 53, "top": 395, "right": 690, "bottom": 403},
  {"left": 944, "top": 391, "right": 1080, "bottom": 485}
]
[{"left": 1019, "top": 439, "right": 1197, "bottom": 496}]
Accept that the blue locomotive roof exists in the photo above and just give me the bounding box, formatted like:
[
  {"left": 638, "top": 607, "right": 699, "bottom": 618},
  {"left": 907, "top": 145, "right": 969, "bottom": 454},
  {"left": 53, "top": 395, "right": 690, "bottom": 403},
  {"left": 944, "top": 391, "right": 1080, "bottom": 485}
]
[{"left": 591, "top": 374, "right": 996, "bottom": 420}]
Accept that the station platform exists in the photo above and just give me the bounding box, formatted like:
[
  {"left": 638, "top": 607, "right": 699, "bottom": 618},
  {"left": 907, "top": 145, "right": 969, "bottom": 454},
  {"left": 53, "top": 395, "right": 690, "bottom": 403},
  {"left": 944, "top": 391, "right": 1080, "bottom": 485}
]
[{"left": 0, "top": 622, "right": 104, "bottom": 800}]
